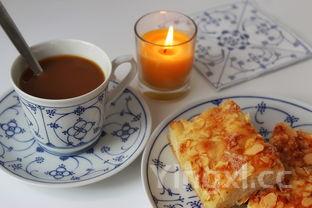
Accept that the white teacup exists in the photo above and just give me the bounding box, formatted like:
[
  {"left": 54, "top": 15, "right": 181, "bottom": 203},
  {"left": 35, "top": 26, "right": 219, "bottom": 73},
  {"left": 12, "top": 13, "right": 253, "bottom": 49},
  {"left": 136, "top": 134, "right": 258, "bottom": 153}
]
[{"left": 10, "top": 39, "right": 137, "bottom": 155}]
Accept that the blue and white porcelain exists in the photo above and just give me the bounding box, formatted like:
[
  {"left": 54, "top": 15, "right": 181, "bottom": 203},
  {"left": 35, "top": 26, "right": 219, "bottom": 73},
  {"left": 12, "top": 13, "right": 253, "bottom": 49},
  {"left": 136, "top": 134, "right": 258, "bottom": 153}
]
[
  {"left": 193, "top": 0, "right": 312, "bottom": 89},
  {"left": 142, "top": 95, "right": 312, "bottom": 208},
  {"left": 10, "top": 39, "right": 137, "bottom": 155},
  {"left": 0, "top": 84, "right": 151, "bottom": 187}
]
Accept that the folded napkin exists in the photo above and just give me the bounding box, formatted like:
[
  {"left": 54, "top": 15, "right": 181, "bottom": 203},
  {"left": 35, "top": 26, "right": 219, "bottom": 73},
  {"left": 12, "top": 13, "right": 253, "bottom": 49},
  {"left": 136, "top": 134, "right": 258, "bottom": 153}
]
[{"left": 193, "top": 0, "right": 312, "bottom": 90}]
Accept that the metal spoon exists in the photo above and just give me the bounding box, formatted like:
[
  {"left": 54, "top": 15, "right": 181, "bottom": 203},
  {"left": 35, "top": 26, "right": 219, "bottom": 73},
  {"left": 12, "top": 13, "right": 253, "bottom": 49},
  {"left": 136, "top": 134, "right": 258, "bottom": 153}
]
[{"left": 0, "top": 1, "right": 43, "bottom": 75}]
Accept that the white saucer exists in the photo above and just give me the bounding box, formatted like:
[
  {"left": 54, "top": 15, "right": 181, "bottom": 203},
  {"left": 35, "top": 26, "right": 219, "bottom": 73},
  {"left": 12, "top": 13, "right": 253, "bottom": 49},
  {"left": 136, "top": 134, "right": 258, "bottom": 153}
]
[
  {"left": 0, "top": 84, "right": 151, "bottom": 188},
  {"left": 142, "top": 95, "right": 312, "bottom": 208}
]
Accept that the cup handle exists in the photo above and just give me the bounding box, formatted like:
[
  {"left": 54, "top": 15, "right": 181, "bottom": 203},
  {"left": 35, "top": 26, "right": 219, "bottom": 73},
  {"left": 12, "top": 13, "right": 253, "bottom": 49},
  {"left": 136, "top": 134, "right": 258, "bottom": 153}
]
[{"left": 106, "top": 55, "right": 137, "bottom": 104}]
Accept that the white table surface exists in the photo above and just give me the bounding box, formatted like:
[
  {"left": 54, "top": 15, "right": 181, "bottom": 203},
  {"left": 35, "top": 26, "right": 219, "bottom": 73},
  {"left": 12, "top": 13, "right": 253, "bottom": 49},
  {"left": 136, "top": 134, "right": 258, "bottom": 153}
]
[{"left": 0, "top": 0, "right": 312, "bottom": 207}]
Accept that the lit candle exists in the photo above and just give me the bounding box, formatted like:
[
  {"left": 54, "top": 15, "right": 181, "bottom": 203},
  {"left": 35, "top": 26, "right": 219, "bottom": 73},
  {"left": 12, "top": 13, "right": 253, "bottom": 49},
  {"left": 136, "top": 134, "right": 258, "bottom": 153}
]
[
  {"left": 138, "top": 26, "right": 194, "bottom": 90},
  {"left": 135, "top": 11, "right": 197, "bottom": 100}
]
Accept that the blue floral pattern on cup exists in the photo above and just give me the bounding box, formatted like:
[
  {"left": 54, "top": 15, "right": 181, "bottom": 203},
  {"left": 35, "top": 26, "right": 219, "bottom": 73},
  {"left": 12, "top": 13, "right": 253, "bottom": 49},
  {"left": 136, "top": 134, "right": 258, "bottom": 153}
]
[
  {"left": 0, "top": 82, "right": 150, "bottom": 186},
  {"left": 62, "top": 118, "right": 95, "bottom": 145},
  {"left": 20, "top": 88, "right": 106, "bottom": 150},
  {"left": 193, "top": 0, "right": 312, "bottom": 89},
  {"left": 144, "top": 96, "right": 312, "bottom": 208}
]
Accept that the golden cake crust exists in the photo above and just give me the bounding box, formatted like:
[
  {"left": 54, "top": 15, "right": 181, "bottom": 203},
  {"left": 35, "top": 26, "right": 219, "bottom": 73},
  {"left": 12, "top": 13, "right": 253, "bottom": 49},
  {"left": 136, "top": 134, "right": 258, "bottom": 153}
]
[{"left": 169, "top": 100, "right": 284, "bottom": 208}]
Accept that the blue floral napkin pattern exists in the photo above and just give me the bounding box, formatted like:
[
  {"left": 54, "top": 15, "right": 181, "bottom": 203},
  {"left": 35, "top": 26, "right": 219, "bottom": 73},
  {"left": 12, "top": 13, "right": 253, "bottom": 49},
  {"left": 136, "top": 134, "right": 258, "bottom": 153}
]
[{"left": 193, "top": 0, "right": 312, "bottom": 90}]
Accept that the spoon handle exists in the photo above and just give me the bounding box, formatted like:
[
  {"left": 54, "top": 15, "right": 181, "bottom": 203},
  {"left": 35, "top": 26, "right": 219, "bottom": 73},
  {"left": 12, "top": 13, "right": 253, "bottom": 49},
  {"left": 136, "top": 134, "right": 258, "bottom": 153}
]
[{"left": 0, "top": 1, "right": 43, "bottom": 75}]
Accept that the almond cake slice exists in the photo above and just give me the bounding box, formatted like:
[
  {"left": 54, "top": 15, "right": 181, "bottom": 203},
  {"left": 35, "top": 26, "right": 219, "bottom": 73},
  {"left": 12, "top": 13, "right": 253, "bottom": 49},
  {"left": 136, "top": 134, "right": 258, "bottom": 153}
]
[
  {"left": 169, "top": 100, "right": 284, "bottom": 208},
  {"left": 248, "top": 123, "right": 312, "bottom": 208}
]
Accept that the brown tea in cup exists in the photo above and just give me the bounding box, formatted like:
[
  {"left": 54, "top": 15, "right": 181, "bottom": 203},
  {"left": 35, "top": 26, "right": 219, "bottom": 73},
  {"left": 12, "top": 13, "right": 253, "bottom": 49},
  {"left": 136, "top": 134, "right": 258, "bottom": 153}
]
[{"left": 19, "top": 55, "right": 105, "bottom": 99}]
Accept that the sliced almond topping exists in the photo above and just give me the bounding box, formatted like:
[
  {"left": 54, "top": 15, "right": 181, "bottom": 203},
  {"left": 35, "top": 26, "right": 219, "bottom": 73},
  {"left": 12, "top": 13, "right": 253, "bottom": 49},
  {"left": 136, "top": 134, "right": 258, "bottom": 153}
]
[
  {"left": 199, "top": 154, "right": 210, "bottom": 166},
  {"left": 304, "top": 166, "right": 312, "bottom": 175},
  {"left": 244, "top": 143, "right": 264, "bottom": 156},
  {"left": 245, "top": 163, "right": 255, "bottom": 177},
  {"left": 214, "top": 160, "right": 228, "bottom": 169},
  {"left": 293, "top": 179, "right": 305, "bottom": 187},
  {"left": 192, "top": 117, "right": 206, "bottom": 129},
  {"left": 260, "top": 193, "right": 277, "bottom": 208},
  {"left": 236, "top": 195, "right": 249, "bottom": 205},
  {"left": 303, "top": 153, "right": 312, "bottom": 165},
  {"left": 295, "top": 167, "right": 309, "bottom": 177},
  {"left": 302, "top": 197, "right": 312, "bottom": 207},
  {"left": 245, "top": 138, "right": 256, "bottom": 149},
  {"left": 199, "top": 130, "right": 211, "bottom": 139},
  {"left": 249, "top": 166, "right": 255, "bottom": 177},
  {"left": 170, "top": 121, "right": 184, "bottom": 133},
  {"left": 235, "top": 163, "right": 255, "bottom": 183},
  {"left": 260, "top": 156, "right": 270, "bottom": 164},
  {"left": 305, "top": 184, "right": 312, "bottom": 192}
]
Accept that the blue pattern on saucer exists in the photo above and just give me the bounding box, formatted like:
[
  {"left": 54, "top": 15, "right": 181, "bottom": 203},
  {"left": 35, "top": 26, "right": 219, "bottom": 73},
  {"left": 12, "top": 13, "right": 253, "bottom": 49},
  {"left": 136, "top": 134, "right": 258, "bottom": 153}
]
[
  {"left": 193, "top": 0, "right": 312, "bottom": 89},
  {"left": 0, "top": 83, "right": 150, "bottom": 187},
  {"left": 143, "top": 96, "right": 312, "bottom": 208}
]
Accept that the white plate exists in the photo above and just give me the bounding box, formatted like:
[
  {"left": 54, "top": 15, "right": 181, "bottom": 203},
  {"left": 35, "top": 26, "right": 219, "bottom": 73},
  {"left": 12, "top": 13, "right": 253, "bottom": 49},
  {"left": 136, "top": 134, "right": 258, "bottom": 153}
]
[
  {"left": 0, "top": 83, "right": 151, "bottom": 188},
  {"left": 142, "top": 95, "right": 312, "bottom": 208}
]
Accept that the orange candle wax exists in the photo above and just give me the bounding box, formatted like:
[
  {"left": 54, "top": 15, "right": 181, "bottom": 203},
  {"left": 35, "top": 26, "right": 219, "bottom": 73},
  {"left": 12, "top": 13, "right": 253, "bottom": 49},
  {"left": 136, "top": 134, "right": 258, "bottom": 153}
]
[{"left": 138, "top": 27, "right": 194, "bottom": 90}]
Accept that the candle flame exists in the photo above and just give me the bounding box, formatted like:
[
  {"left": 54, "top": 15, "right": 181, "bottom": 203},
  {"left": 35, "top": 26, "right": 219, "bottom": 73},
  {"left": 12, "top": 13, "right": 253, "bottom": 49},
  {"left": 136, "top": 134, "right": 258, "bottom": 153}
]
[{"left": 165, "top": 26, "right": 174, "bottom": 46}]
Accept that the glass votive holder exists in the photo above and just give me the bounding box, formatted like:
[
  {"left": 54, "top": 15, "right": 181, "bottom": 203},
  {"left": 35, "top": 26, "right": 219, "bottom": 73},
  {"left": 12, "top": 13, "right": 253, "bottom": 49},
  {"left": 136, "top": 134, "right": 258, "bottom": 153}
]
[{"left": 134, "top": 11, "right": 197, "bottom": 100}]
